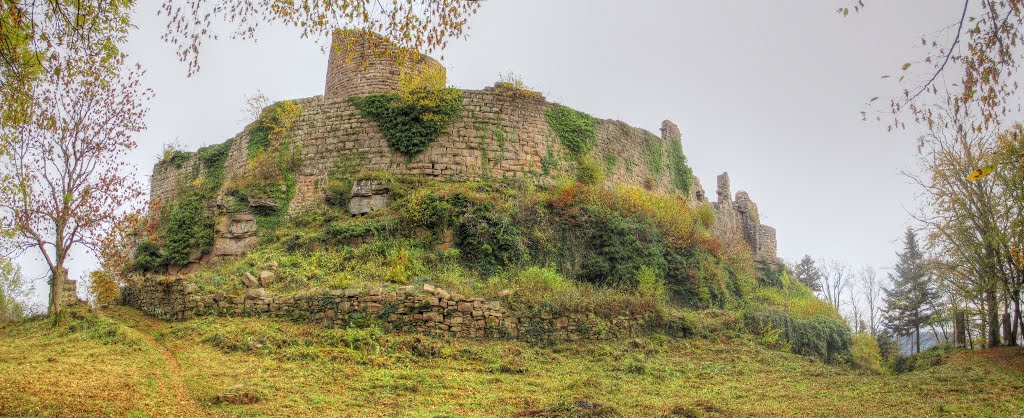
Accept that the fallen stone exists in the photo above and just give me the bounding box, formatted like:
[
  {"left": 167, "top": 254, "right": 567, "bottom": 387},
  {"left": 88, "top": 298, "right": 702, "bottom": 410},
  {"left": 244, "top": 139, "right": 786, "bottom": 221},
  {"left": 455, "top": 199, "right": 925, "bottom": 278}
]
[
  {"left": 241, "top": 273, "right": 259, "bottom": 288},
  {"left": 258, "top": 270, "right": 276, "bottom": 287}
]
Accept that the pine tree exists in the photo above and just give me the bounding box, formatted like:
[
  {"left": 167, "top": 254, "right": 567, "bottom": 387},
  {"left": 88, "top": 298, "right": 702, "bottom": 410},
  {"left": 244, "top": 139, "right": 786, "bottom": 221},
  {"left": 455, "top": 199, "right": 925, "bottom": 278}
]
[
  {"left": 793, "top": 255, "right": 823, "bottom": 292},
  {"left": 882, "top": 228, "right": 938, "bottom": 353}
]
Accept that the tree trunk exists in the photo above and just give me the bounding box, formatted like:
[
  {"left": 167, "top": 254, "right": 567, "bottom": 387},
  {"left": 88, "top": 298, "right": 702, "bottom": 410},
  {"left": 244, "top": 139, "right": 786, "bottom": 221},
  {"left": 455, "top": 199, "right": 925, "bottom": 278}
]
[
  {"left": 987, "top": 290, "right": 1000, "bottom": 347},
  {"left": 955, "top": 311, "right": 967, "bottom": 348},
  {"left": 1012, "top": 295, "right": 1021, "bottom": 346},
  {"left": 47, "top": 268, "right": 63, "bottom": 315},
  {"left": 915, "top": 324, "right": 921, "bottom": 354},
  {"left": 1003, "top": 312, "right": 1012, "bottom": 346}
]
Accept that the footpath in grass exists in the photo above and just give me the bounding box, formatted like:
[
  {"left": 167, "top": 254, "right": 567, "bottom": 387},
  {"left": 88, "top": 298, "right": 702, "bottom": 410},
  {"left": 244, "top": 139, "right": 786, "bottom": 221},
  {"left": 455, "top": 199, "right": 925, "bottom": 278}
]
[{"left": 2, "top": 306, "right": 1024, "bottom": 417}]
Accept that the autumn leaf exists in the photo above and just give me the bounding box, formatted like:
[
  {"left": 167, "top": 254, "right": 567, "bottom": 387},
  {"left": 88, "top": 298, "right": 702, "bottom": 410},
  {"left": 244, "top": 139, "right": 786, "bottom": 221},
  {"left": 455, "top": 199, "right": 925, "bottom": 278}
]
[
  {"left": 901, "top": 63, "right": 912, "bottom": 71},
  {"left": 967, "top": 165, "right": 996, "bottom": 182}
]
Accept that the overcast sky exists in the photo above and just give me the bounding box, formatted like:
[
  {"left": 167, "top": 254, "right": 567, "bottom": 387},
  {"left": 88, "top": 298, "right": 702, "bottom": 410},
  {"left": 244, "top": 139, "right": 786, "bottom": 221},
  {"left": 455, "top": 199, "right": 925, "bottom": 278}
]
[{"left": 22, "top": 1, "right": 968, "bottom": 305}]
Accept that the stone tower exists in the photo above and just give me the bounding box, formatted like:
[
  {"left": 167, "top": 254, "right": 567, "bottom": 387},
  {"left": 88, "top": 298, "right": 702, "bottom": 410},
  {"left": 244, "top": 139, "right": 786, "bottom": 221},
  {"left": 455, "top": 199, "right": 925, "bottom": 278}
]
[{"left": 324, "top": 29, "right": 447, "bottom": 98}]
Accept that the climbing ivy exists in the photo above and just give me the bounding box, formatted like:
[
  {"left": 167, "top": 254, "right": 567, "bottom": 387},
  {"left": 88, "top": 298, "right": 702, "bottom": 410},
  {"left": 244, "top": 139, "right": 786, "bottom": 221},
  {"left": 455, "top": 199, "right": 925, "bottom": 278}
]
[
  {"left": 196, "top": 138, "right": 233, "bottom": 191},
  {"left": 248, "top": 100, "right": 301, "bottom": 158},
  {"left": 350, "top": 88, "right": 464, "bottom": 157},
  {"left": 644, "top": 134, "right": 665, "bottom": 178},
  {"left": 667, "top": 135, "right": 694, "bottom": 193},
  {"left": 544, "top": 104, "right": 596, "bottom": 160}
]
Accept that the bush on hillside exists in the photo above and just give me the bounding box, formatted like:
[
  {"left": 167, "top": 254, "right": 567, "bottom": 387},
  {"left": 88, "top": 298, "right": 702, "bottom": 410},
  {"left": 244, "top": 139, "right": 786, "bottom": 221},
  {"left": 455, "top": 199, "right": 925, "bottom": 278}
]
[
  {"left": 744, "top": 308, "right": 852, "bottom": 364},
  {"left": 851, "top": 332, "right": 883, "bottom": 373}
]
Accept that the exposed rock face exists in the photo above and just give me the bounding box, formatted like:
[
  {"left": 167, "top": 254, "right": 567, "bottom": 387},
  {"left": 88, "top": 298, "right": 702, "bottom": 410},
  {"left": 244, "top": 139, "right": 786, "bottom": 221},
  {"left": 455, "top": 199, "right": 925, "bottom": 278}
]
[
  {"left": 212, "top": 213, "right": 259, "bottom": 257},
  {"left": 348, "top": 180, "right": 390, "bottom": 215}
]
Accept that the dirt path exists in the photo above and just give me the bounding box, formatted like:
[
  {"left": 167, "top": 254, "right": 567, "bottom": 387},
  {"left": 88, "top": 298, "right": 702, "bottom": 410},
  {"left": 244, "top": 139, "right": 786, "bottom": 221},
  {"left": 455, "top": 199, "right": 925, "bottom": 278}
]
[
  {"left": 105, "top": 308, "right": 209, "bottom": 417},
  {"left": 136, "top": 329, "right": 208, "bottom": 416}
]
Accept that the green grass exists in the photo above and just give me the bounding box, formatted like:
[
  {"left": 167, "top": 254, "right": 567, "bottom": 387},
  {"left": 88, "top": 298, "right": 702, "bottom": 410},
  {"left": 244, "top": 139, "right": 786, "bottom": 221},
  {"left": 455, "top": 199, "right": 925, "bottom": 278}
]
[{"left": 2, "top": 306, "right": 1023, "bottom": 417}]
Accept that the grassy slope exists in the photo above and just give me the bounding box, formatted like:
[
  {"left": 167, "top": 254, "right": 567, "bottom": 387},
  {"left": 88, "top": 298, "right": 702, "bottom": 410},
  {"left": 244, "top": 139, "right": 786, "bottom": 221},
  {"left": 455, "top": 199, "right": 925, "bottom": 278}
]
[{"left": 2, "top": 307, "right": 1023, "bottom": 417}]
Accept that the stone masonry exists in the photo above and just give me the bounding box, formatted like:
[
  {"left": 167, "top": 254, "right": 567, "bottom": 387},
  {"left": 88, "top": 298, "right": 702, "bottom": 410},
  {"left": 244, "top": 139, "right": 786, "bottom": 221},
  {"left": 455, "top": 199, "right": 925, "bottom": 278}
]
[
  {"left": 144, "top": 31, "right": 779, "bottom": 275},
  {"left": 121, "top": 278, "right": 649, "bottom": 342},
  {"left": 150, "top": 32, "right": 691, "bottom": 207}
]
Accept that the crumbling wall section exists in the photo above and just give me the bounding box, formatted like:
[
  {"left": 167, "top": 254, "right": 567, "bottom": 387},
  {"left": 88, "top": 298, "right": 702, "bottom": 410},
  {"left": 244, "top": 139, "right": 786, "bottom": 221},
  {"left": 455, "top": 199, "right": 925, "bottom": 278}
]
[
  {"left": 711, "top": 173, "right": 778, "bottom": 264},
  {"left": 121, "top": 278, "right": 649, "bottom": 342}
]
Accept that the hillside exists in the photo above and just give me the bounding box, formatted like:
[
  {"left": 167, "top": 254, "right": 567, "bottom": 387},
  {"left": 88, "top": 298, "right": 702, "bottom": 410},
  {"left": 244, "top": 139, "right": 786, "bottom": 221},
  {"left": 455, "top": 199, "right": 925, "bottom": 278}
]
[{"left": 2, "top": 305, "right": 1022, "bottom": 417}]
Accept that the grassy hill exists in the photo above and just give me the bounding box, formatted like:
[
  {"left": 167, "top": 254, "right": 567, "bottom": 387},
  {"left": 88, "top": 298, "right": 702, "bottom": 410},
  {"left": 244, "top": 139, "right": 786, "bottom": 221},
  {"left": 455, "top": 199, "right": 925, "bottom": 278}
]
[{"left": 2, "top": 305, "right": 1023, "bottom": 417}]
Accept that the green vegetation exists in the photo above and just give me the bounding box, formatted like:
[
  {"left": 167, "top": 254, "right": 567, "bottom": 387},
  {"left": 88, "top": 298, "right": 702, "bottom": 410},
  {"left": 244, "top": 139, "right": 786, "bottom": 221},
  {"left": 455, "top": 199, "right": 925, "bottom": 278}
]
[
  {"left": 247, "top": 101, "right": 300, "bottom": 158},
  {"left": 666, "top": 134, "right": 694, "bottom": 193},
  {"left": 644, "top": 133, "right": 664, "bottom": 178},
  {"left": 3, "top": 306, "right": 1023, "bottom": 416},
  {"left": 135, "top": 139, "right": 235, "bottom": 272},
  {"left": 544, "top": 104, "right": 597, "bottom": 160},
  {"left": 350, "top": 88, "right": 464, "bottom": 157}
]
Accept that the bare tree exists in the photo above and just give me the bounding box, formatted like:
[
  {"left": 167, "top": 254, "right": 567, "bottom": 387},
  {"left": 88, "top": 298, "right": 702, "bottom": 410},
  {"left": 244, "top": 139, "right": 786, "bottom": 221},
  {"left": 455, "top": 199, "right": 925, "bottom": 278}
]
[
  {"left": 820, "top": 259, "right": 851, "bottom": 309},
  {"left": 859, "top": 265, "right": 885, "bottom": 337}
]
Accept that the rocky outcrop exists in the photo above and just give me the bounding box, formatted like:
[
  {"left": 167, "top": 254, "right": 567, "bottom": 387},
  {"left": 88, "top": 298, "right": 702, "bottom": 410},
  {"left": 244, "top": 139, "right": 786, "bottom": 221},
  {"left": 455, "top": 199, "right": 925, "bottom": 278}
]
[
  {"left": 347, "top": 180, "right": 390, "bottom": 215},
  {"left": 212, "top": 213, "right": 259, "bottom": 257}
]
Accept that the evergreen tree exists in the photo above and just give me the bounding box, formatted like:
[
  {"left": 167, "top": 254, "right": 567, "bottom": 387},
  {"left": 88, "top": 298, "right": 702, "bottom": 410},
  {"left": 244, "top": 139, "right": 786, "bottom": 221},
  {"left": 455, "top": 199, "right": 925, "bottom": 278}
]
[
  {"left": 882, "top": 228, "right": 938, "bottom": 353},
  {"left": 793, "top": 255, "right": 823, "bottom": 292}
]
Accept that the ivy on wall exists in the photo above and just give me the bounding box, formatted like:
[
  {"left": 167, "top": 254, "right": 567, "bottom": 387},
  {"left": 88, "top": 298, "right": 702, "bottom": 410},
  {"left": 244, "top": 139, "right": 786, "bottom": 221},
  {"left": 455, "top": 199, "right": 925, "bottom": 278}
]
[
  {"left": 644, "top": 134, "right": 665, "bottom": 178},
  {"left": 229, "top": 100, "right": 303, "bottom": 238},
  {"left": 544, "top": 104, "right": 596, "bottom": 160},
  {"left": 667, "top": 135, "right": 694, "bottom": 194},
  {"left": 135, "top": 139, "right": 234, "bottom": 271},
  {"left": 350, "top": 88, "right": 464, "bottom": 157}
]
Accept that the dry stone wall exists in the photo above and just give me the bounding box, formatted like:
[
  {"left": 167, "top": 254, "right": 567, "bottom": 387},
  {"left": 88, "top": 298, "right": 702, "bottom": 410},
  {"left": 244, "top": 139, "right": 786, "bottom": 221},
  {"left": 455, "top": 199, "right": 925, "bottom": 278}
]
[{"left": 121, "top": 278, "right": 649, "bottom": 342}]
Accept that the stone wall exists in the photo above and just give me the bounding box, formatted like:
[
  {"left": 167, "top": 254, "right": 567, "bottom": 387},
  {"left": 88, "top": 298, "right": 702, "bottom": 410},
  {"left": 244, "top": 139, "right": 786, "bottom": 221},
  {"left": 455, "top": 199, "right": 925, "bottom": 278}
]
[
  {"left": 121, "top": 278, "right": 649, "bottom": 342},
  {"left": 324, "top": 30, "right": 445, "bottom": 100},
  {"left": 151, "top": 89, "right": 685, "bottom": 206},
  {"left": 147, "top": 32, "right": 781, "bottom": 268},
  {"left": 706, "top": 173, "right": 779, "bottom": 264}
]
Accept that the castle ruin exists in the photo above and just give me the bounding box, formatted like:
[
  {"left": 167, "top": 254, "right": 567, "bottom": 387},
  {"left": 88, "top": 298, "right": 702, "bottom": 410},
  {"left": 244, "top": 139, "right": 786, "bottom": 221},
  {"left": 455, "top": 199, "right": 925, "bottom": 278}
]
[{"left": 149, "top": 30, "right": 779, "bottom": 268}]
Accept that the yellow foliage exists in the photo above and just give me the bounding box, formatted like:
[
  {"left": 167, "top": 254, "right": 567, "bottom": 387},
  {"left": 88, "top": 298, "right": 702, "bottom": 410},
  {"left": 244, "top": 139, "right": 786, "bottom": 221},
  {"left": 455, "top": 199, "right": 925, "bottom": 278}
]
[
  {"left": 751, "top": 274, "right": 843, "bottom": 323},
  {"left": 600, "top": 185, "right": 704, "bottom": 249},
  {"left": 494, "top": 71, "right": 543, "bottom": 100},
  {"left": 851, "top": 332, "right": 884, "bottom": 373},
  {"left": 88, "top": 270, "right": 119, "bottom": 306}
]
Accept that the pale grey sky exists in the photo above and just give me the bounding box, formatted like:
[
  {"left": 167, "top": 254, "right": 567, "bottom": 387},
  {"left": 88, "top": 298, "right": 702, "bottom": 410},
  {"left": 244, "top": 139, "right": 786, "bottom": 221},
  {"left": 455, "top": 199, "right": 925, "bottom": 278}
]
[{"left": 23, "top": 1, "right": 968, "bottom": 305}]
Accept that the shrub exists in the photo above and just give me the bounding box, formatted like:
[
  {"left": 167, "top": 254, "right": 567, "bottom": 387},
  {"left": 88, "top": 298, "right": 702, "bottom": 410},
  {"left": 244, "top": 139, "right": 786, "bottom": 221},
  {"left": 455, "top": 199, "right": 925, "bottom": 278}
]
[
  {"left": 160, "top": 192, "right": 214, "bottom": 266},
  {"left": 600, "top": 185, "right": 703, "bottom": 249},
  {"left": 665, "top": 248, "right": 734, "bottom": 309},
  {"left": 133, "top": 240, "right": 165, "bottom": 272},
  {"left": 393, "top": 190, "right": 453, "bottom": 232},
  {"left": 568, "top": 205, "right": 666, "bottom": 288},
  {"left": 744, "top": 308, "right": 852, "bottom": 364},
  {"left": 350, "top": 88, "right": 464, "bottom": 157},
  {"left": 455, "top": 204, "right": 527, "bottom": 276},
  {"left": 635, "top": 266, "right": 667, "bottom": 302},
  {"left": 544, "top": 104, "right": 596, "bottom": 159},
  {"left": 850, "top": 332, "right": 883, "bottom": 373},
  {"left": 248, "top": 100, "right": 301, "bottom": 158},
  {"left": 576, "top": 154, "right": 605, "bottom": 186}
]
